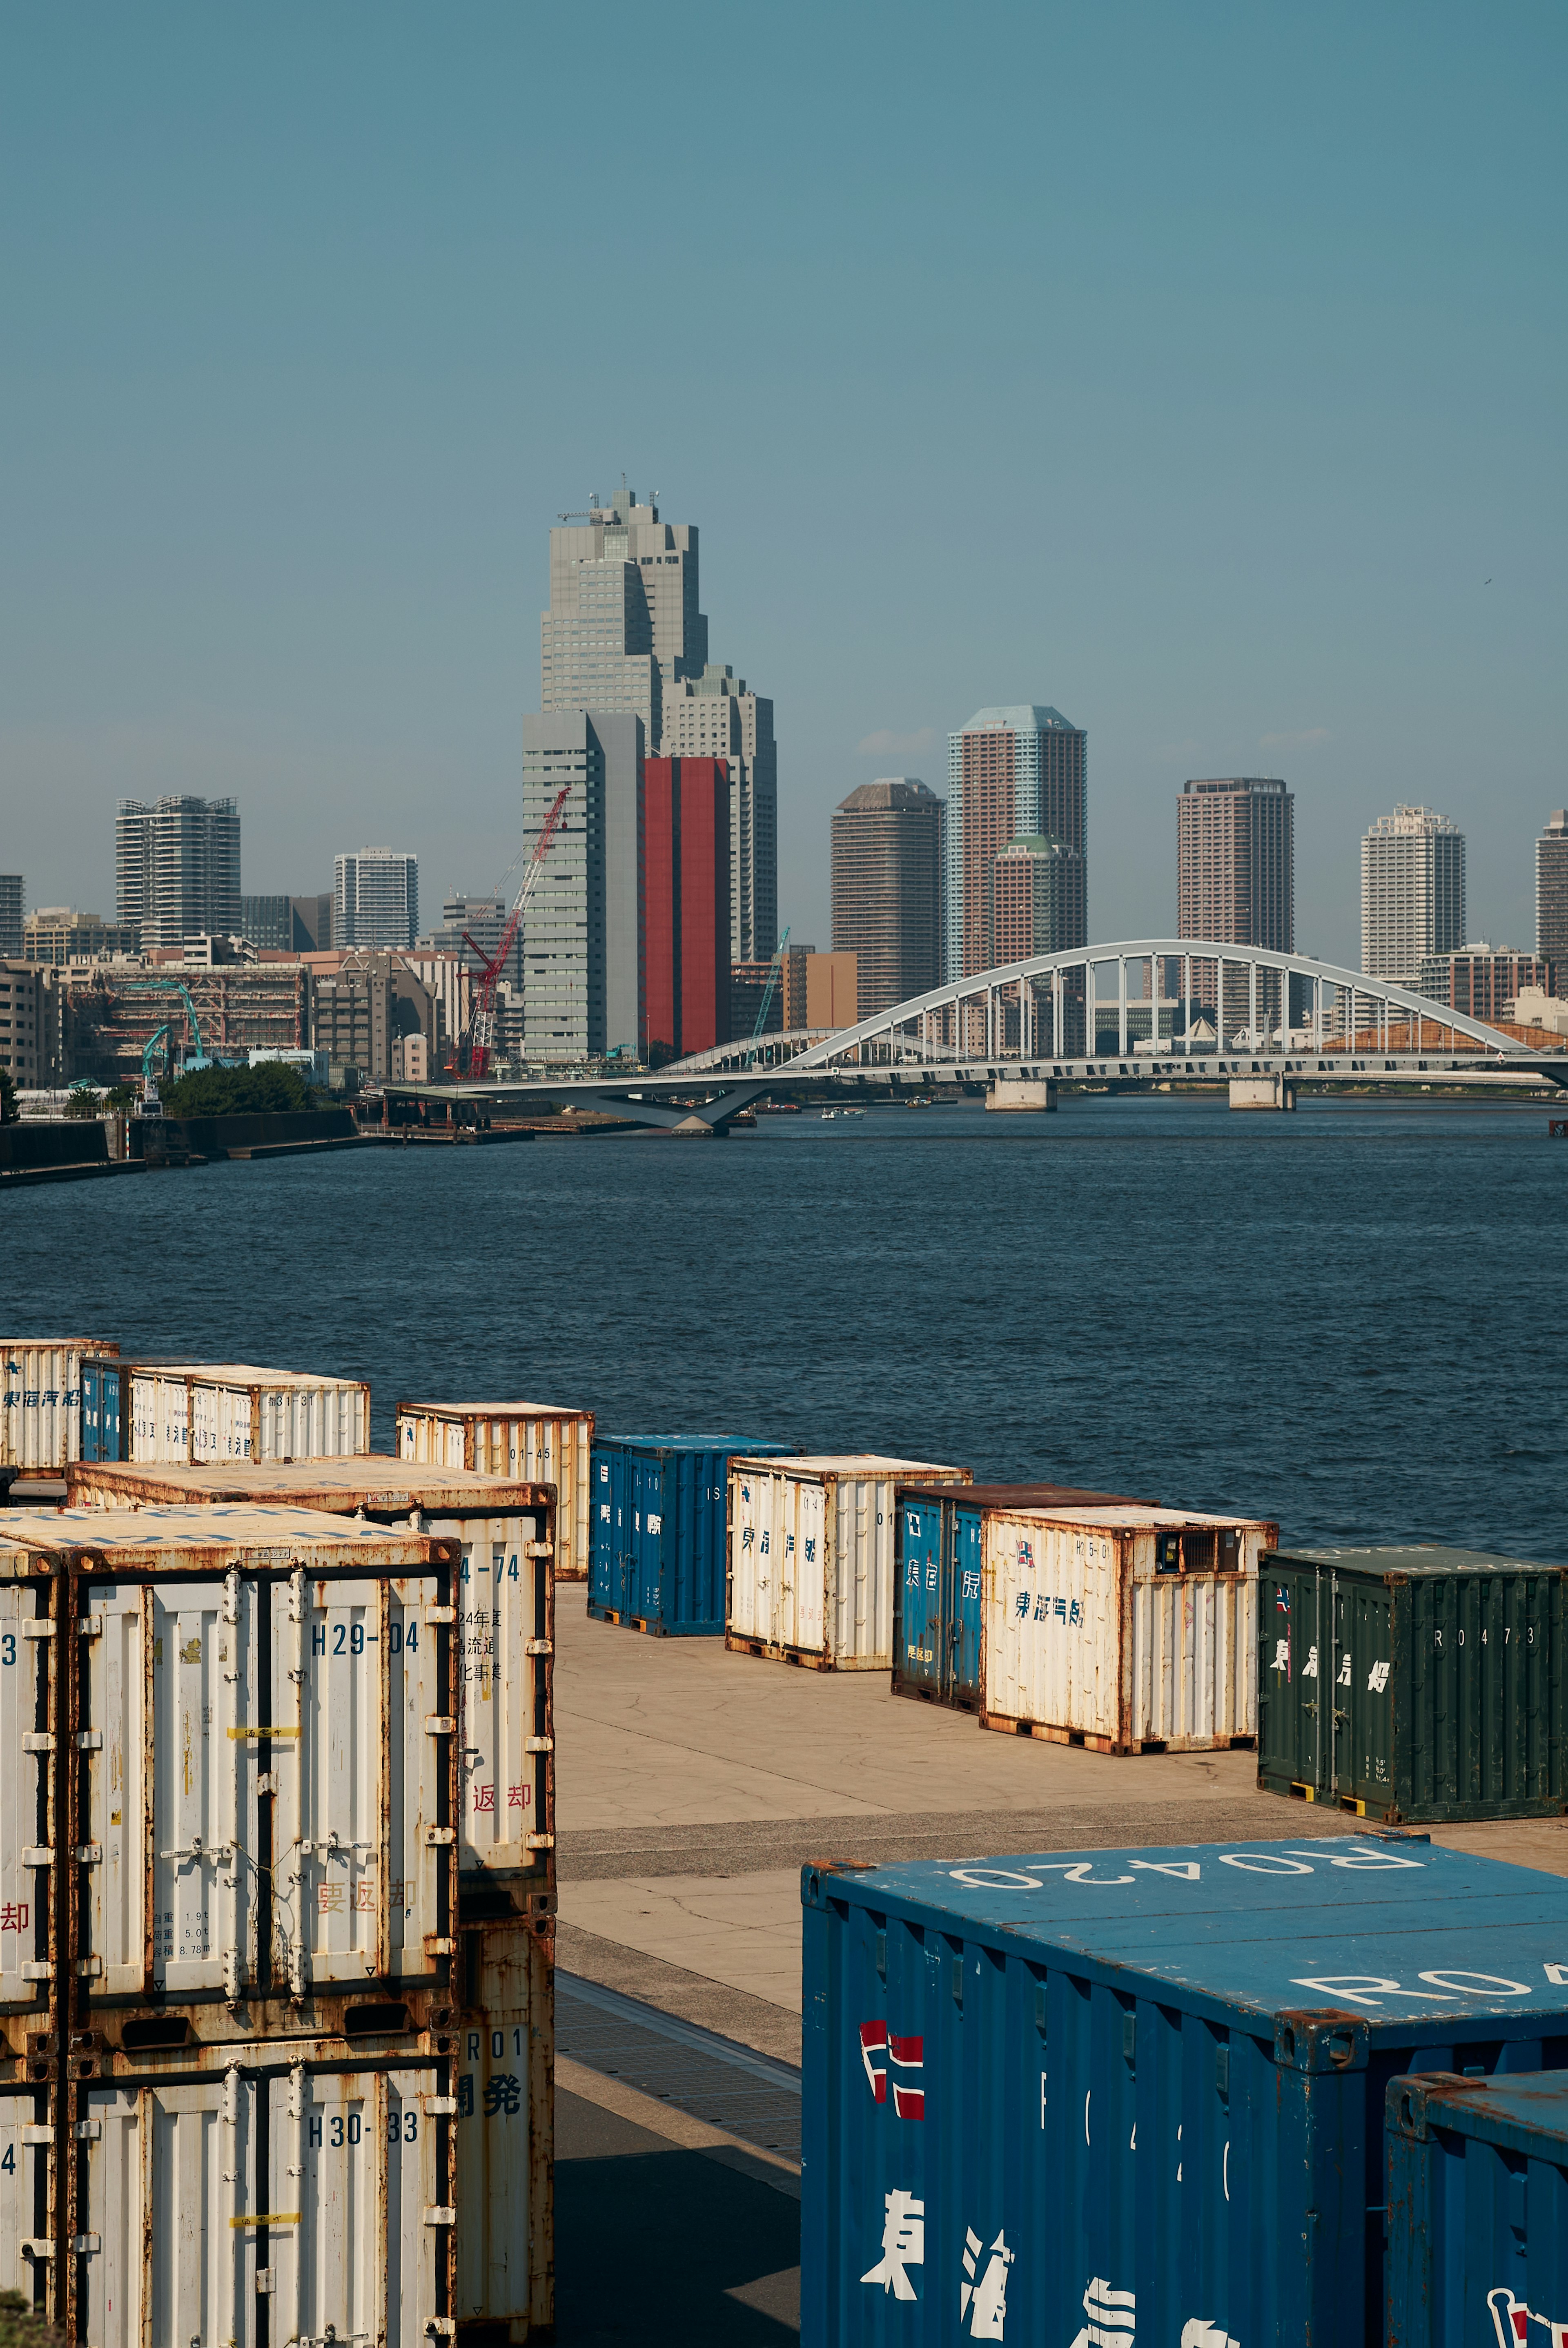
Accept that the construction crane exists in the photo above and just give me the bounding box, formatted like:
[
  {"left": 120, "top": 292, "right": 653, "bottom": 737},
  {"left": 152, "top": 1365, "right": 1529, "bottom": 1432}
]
[
  {"left": 746, "top": 927, "right": 791, "bottom": 1066},
  {"left": 118, "top": 978, "right": 212, "bottom": 1078},
  {"left": 461, "top": 782, "right": 574, "bottom": 1079}
]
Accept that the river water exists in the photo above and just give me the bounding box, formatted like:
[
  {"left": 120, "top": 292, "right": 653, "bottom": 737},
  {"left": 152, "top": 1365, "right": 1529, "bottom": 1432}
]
[{"left": 7, "top": 1093, "right": 1562, "bottom": 1559}]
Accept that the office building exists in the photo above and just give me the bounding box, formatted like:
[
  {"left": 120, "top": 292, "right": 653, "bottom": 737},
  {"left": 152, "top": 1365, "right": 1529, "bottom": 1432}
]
[
  {"left": 540, "top": 485, "right": 706, "bottom": 753},
  {"left": 521, "top": 711, "right": 644, "bottom": 1064},
  {"left": 24, "top": 909, "right": 138, "bottom": 965},
  {"left": 1178, "top": 778, "right": 1294, "bottom": 952},
  {"left": 831, "top": 779, "right": 943, "bottom": 1020},
  {"left": 1538, "top": 811, "right": 1568, "bottom": 965},
  {"left": 663, "top": 668, "right": 777, "bottom": 961},
  {"left": 1361, "top": 806, "right": 1466, "bottom": 986},
  {"left": 333, "top": 850, "right": 418, "bottom": 951},
  {"left": 307, "top": 954, "right": 434, "bottom": 1086},
  {"left": 0, "top": 963, "right": 54, "bottom": 1085},
  {"left": 399, "top": 950, "right": 474, "bottom": 1074},
  {"left": 947, "top": 707, "right": 1086, "bottom": 980},
  {"left": 1415, "top": 945, "right": 1551, "bottom": 1026},
  {"left": 644, "top": 758, "right": 731, "bottom": 1061},
  {"left": 729, "top": 961, "right": 784, "bottom": 1041},
  {"left": 116, "top": 796, "right": 241, "bottom": 950},
  {"left": 241, "top": 893, "right": 333, "bottom": 953},
  {"left": 0, "top": 877, "right": 21, "bottom": 960}
]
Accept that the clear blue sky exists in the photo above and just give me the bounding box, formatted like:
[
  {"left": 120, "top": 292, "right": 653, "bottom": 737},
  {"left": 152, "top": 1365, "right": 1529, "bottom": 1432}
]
[{"left": 2, "top": 2, "right": 1561, "bottom": 964}]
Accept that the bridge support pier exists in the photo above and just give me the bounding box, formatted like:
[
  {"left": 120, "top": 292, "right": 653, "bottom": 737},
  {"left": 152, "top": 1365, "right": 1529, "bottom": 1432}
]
[
  {"left": 986, "top": 1079, "right": 1057, "bottom": 1113},
  {"left": 1229, "top": 1076, "right": 1296, "bottom": 1112}
]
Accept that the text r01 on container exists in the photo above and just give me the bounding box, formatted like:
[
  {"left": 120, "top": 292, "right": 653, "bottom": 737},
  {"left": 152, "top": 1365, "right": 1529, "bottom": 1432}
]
[
  {"left": 397, "top": 1397, "right": 595, "bottom": 1580},
  {"left": 802, "top": 1836, "right": 1568, "bottom": 2348},
  {"left": 1387, "top": 2068, "right": 1568, "bottom": 2348}
]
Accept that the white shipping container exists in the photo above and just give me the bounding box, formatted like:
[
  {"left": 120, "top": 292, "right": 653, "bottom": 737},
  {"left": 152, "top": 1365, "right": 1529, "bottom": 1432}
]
[
  {"left": 0, "top": 2089, "right": 57, "bottom": 2320},
  {"left": 727, "top": 1455, "right": 971, "bottom": 1669},
  {"left": 0, "top": 1338, "right": 118, "bottom": 1470},
  {"left": 128, "top": 1363, "right": 370, "bottom": 1465},
  {"left": 980, "top": 1505, "right": 1276, "bottom": 1753},
  {"left": 0, "top": 1574, "right": 60, "bottom": 2010},
  {"left": 398, "top": 1399, "right": 595, "bottom": 1579}
]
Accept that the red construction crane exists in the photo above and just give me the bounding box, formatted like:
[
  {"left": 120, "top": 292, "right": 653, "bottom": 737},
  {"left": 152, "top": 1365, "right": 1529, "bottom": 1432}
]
[{"left": 461, "top": 781, "right": 573, "bottom": 1079}]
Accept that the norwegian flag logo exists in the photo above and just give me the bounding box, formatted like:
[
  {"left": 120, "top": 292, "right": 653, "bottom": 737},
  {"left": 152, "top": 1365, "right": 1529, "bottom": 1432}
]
[{"left": 859, "top": 2022, "right": 925, "bottom": 2119}]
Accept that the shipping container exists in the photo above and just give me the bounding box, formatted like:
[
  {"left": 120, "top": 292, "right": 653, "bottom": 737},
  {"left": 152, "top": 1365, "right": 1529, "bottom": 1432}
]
[
  {"left": 0, "top": 1340, "right": 119, "bottom": 1474},
  {"left": 0, "top": 1563, "right": 67, "bottom": 2017},
  {"left": 126, "top": 1362, "right": 370, "bottom": 1464},
  {"left": 1387, "top": 2067, "right": 1568, "bottom": 2348},
  {"left": 1258, "top": 1544, "right": 1568, "bottom": 1822},
  {"left": 78, "top": 1356, "right": 126, "bottom": 1464},
  {"left": 397, "top": 1398, "right": 595, "bottom": 1581},
  {"left": 726, "top": 1456, "right": 972, "bottom": 1671},
  {"left": 0, "top": 2082, "right": 61, "bottom": 2328},
  {"left": 0, "top": 1505, "right": 460, "bottom": 2015},
  {"left": 892, "top": 1483, "right": 1158, "bottom": 1713},
  {"left": 65, "top": 1456, "right": 557, "bottom": 1893},
  {"left": 802, "top": 1835, "right": 1568, "bottom": 2348},
  {"left": 979, "top": 1503, "right": 1275, "bottom": 1753},
  {"left": 589, "top": 1435, "right": 796, "bottom": 1636}
]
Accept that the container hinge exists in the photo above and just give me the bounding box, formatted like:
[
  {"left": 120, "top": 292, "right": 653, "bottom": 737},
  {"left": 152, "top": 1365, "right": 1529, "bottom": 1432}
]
[
  {"left": 524, "top": 1736, "right": 553, "bottom": 1753},
  {"left": 424, "top": 1715, "right": 456, "bottom": 1736},
  {"left": 20, "top": 1732, "right": 55, "bottom": 1754},
  {"left": 422, "top": 2095, "right": 457, "bottom": 2116},
  {"left": 20, "top": 1962, "right": 53, "bottom": 1982},
  {"left": 256, "top": 1772, "right": 278, "bottom": 1795},
  {"left": 77, "top": 1613, "right": 103, "bottom": 1637},
  {"left": 75, "top": 1844, "right": 103, "bottom": 1865},
  {"left": 526, "top": 1833, "right": 555, "bottom": 1850},
  {"left": 21, "top": 1847, "right": 54, "bottom": 1869},
  {"left": 74, "top": 2121, "right": 102, "bottom": 2142},
  {"left": 21, "top": 2125, "right": 54, "bottom": 2147},
  {"left": 256, "top": 2270, "right": 274, "bottom": 2296},
  {"left": 525, "top": 1542, "right": 553, "bottom": 1557},
  {"left": 525, "top": 1639, "right": 552, "bottom": 1657},
  {"left": 21, "top": 1621, "right": 55, "bottom": 1641},
  {"left": 423, "top": 2206, "right": 457, "bottom": 2227},
  {"left": 21, "top": 2242, "right": 53, "bottom": 2262},
  {"left": 72, "top": 2234, "right": 101, "bottom": 2255},
  {"left": 424, "top": 1606, "right": 456, "bottom": 1625},
  {"left": 75, "top": 1956, "right": 103, "bottom": 1978},
  {"left": 75, "top": 1731, "right": 103, "bottom": 1752},
  {"left": 422, "top": 1936, "right": 456, "bottom": 1956},
  {"left": 425, "top": 1828, "right": 456, "bottom": 1846}
]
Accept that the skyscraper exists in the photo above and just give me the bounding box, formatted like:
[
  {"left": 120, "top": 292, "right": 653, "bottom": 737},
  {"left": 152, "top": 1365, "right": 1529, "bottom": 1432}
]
[
  {"left": 1537, "top": 810, "right": 1568, "bottom": 967},
  {"left": 1177, "top": 779, "right": 1294, "bottom": 952},
  {"left": 987, "top": 836, "right": 1088, "bottom": 966},
  {"left": 520, "top": 711, "right": 644, "bottom": 1064},
  {"left": 946, "top": 707, "right": 1086, "bottom": 980},
  {"left": 241, "top": 893, "right": 334, "bottom": 952},
  {"left": 0, "top": 876, "right": 22, "bottom": 960},
  {"left": 831, "top": 778, "right": 944, "bottom": 1019},
  {"left": 644, "top": 758, "right": 731, "bottom": 1061},
  {"left": 334, "top": 850, "right": 419, "bottom": 950},
  {"left": 663, "top": 667, "right": 777, "bottom": 959},
  {"left": 1361, "top": 806, "right": 1466, "bottom": 985},
  {"left": 116, "top": 796, "right": 241, "bottom": 950}
]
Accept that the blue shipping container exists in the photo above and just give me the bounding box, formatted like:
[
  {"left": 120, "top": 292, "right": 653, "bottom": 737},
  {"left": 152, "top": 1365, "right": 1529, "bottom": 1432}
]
[
  {"left": 1388, "top": 2069, "right": 1568, "bottom": 2348},
  {"left": 589, "top": 1434, "right": 795, "bottom": 1635},
  {"left": 79, "top": 1356, "right": 125, "bottom": 1462},
  {"left": 802, "top": 1837, "right": 1568, "bottom": 2348}
]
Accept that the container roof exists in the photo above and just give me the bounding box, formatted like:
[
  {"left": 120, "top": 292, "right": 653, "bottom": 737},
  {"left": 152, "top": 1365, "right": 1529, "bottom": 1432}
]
[
  {"left": 131, "top": 1363, "right": 366, "bottom": 1391},
  {"left": 990, "top": 1505, "right": 1271, "bottom": 1531},
  {"left": 0, "top": 1503, "right": 437, "bottom": 1566},
  {"left": 1395, "top": 2071, "right": 1568, "bottom": 2159},
  {"left": 734, "top": 1455, "right": 968, "bottom": 1476},
  {"left": 899, "top": 1483, "right": 1159, "bottom": 1510},
  {"left": 599, "top": 1435, "right": 796, "bottom": 1453},
  {"left": 1276, "top": 1544, "right": 1560, "bottom": 1576},
  {"left": 66, "top": 1458, "right": 544, "bottom": 1512},
  {"left": 398, "top": 1401, "right": 590, "bottom": 1418},
  {"left": 810, "top": 1837, "right": 1568, "bottom": 2030}
]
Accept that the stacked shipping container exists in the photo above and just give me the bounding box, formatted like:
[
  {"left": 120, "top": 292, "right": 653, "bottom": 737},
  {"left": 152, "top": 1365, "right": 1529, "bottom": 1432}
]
[
  {"left": 0, "top": 1500, "right": 552, "bottom": 2340},
  {"left": 396, "top": 1399, "right": 595, "bottom": 1581}
]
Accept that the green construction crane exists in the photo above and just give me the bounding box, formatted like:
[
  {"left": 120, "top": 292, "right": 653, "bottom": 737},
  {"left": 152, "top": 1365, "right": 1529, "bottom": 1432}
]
[
  {"left": 746, "top": 927, "right": 791, "bottom": 1066},
  {"left": 118, "top": 978, "right": 213, "bottom": 1078}
]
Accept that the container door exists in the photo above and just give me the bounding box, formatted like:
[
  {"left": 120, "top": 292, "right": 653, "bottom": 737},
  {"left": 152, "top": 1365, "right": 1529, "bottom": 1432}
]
[
  {"left": 895, "top": 1498, "right": 944, "bottom": 1696},
  {"left": 0, "top": 1582, "right": 56, "bottom": 2011},
  {"left": 272, "top": 1570, "right": 450, "bottom": 1991},
  {"left": 192, "top": 1382, "right": 254, "bottom": 1463},
  {"left": 432, "top": 1512, "right": 550, "bottom": 1876},
  {"left": 1332, "top": 1574, "right": 1394, "bottom": 1812},
  {"left": 129, "top": 1374, "right": 189, "bottom": 1464},
  {"left": 454, "top": 1938, "right": 546, "bottom": 2332},
  {"left": 82, "top": 1575, "right": 259, "bottom": 2001},
  {"left": 1258, "top": 1561, "right": 1328, "bottom": 1792},
  {"left": 80, "top": 1358, "right": 104, "bottom": 1462},
  {"left": 793, "top": 1479, "right": 827, "bottom": 1656},
  {"left": 82, "top": 2076, "right": 255, "bottom": 2348},
  {"left": 0, "top": 2091, "right": 58, "bottom": 2326},
  {"left": 269, "top": 2065, "right": 440, "bottom": 2348},
  {"left": 949, "top": 1505, "right": 984, "bottom": 1708}
]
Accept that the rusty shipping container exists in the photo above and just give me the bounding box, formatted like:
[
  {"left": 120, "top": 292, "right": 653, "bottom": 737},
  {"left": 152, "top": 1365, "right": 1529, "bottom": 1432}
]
[
  {"left": 126, "top": 1362, "right": 370, "bottom": 1464},
  {"left": 980, "top": 1504, "right": 1276, "bottom": 1753},
  {"left": 726, "top": 1455, "right": 972, "bottom": 1670},
  {"left": 65, "top": 1456, "right": 557, "bottom": 1896},
  {"left": 397, "top": 1398, "right": 595, "bottom": 1581},
  {"left": 0, "top": 1557, "right": 69, "bottom": 2024},
  {"left": 0, "top": 1339, "right": 119, "bottom": 1475},
  {"left": 0, "top": 1505, "right": 462, "bottom": 2022},
  {"left": 0, "top": 2080, "right": 63, "bottom": 2330}
]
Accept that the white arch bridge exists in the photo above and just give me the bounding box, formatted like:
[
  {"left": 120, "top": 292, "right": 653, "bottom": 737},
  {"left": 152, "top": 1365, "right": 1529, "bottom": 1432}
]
[{"left": 386, "top": 940, "right": 1568, "bottom": 1132}]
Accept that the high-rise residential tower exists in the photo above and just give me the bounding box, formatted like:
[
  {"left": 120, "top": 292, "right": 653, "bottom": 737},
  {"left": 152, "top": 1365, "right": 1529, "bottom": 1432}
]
[
  {"left": 1360, "top": 805, "right": 1466, "bottom": 986},
  {"left": 1537, "top": 810, "right": 1568, "bottom": 968},
  {"left": 946, "top": 707, "right": 1086, "bottom": 980},
  {"left": 116, "top": 796, "right": 241, "bottom": 950},
  {"left": 1177, "top": 779, "right": 1294, "bottom": 952},
  {"left": 334, "top": 850, "right": 419, "bottom": 950},
  {"left": 520, "top": 711, "right": 644, "bottom": 1064},
  {"left": 831, "top": 778, "right": 944, "bottom": 1019},
  {"left": 663, "top": 667, "right": 777, "bottom": 960},
  {"left": 987, "top": 836, "right": 1088, "bottom": 967}
]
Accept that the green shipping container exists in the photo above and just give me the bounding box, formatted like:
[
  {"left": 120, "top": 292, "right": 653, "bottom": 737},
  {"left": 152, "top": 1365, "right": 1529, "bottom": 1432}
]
[{"left": 1258, "top": 1545, "right": 1568, "bottom": 1823}]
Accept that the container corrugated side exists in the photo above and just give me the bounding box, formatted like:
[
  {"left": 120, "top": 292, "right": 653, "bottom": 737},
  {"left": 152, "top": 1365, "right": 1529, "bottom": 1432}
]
[
  {"left": 726, "top": 1456, "right": 971, "bottom": 1669},
  {"left": 802, "top": 1836, "right": 1568, "bottom": 2348},
  {"left": 1259, "top": 1545, "right": 1568, "bottom": 1822},
  {"left": 127, "top": 1365, "right": 371, "bottom": 1465},
  {"left": 0, "top": 1339, "right": 119, "bottom": 1470},
  {"left": 981, "top": 1507, "right": 1273, "bottom": 1753},
  {"left": 397, "top": 1400, "right": 595, "bottom": 1580},
  {"left": 0, "top": 1564, "right": 66, "bottom": 2014},
  {"left": 589, "top": 1436, "right": 796, "bottom": 1636},
  {"left": 79, "top": 1356, "right": 126, "bottom": 1463},
  {"left": 1387, "top": 2069, "right": 1568, "bottom": 2348}
]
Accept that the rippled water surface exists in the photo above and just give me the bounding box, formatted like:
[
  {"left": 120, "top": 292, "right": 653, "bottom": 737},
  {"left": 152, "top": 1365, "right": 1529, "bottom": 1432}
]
[{"left": 7, "top": 1092, "right": 1563, "bottom": 1557}]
